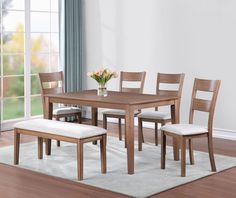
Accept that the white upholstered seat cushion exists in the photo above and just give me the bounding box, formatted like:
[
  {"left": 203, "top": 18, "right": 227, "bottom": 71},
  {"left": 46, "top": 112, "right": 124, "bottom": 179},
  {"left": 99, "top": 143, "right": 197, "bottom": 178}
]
[
  {"left": 53, "top": 107, "right": 81, "bottom": 115},
  {"left": 160, "top": 124, "right": 208, "bottom": 135},
  {"left": 102, "top": 109, "right": 139, "bottom": 116},
  {"left": 14, "top": 119, "right": 106, "bottom": 139},
  {"left": 138, "top": 111, "right": 171, "bottom": 120}
]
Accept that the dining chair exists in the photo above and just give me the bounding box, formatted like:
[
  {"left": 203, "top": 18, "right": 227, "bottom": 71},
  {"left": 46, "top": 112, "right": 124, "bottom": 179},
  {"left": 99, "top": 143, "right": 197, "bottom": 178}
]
[
  {"left": 103, "top": 71, "right": 146, "bottom": 146},
  {"left": 160, "top": 78, "right": 221, "bottom": 177},
  {"left": 137, "top": 73, "right": 185, "bottom": 151},
  {"left": 38, "top": 71, "right": 82, "bottom": 146}
]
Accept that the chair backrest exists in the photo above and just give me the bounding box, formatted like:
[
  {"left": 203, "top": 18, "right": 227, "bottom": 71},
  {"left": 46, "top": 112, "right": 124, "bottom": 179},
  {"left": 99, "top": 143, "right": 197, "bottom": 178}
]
[
  {"left": 38, "top": 71, "right": 64, "bottom": 106},
  {"left": 189, "top": 78, "right": 221, "bottom": 133},
  {"left": 156, "top": 73, "right": 185, "bottom": 97},
  {"left": 119, "top": 71, "right": 146, "bottom": 93},
  {"left": 156, "top": 73, "right": 185, "bottom": 111}
]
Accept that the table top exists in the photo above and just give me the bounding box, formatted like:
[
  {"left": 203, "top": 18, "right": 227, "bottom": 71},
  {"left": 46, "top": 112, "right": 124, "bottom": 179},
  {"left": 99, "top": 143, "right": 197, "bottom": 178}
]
[{"left": 45, "top": 90, "right": 178, "bottom": 105}]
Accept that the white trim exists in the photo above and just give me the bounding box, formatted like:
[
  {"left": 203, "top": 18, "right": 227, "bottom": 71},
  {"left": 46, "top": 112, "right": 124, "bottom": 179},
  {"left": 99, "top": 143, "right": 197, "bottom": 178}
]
[
  {"left": 84, "top": 110, "right": 236, "bottom": 141},
  {"left": 0, "top": 0, "right": 3, "bottom": 131},
  {"left": 25, "top": 0, "right": 31, "bottom": 120}
]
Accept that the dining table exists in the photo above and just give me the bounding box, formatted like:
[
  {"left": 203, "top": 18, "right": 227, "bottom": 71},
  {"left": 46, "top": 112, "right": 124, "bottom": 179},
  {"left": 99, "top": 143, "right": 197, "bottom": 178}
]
[{"left": 43, "top": 89, "right": 180, "bottom": 175}]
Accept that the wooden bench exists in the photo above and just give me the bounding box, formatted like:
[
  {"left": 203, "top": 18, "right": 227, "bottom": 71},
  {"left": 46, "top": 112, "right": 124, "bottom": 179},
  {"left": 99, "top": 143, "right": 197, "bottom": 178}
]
[{"left": 13, "top": 119, "right": 107, "bottom": 180}]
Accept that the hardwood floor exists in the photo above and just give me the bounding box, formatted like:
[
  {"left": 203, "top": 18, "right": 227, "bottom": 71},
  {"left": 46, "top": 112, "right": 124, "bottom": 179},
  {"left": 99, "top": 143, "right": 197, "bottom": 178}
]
[{"left": 0, "top": 119, "right": 235, "bottom": 198}]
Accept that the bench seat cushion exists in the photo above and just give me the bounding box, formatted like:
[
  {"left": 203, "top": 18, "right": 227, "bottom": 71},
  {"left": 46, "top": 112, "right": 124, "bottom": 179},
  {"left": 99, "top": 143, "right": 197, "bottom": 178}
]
[
  {"left": 138, "top": 111, "right": 171, "bottom": 120},
  {"left": 103, "top": 109, "right": 139, "bottom": 116},
  {"left": 53, "top": 107, "right": 81, "bottom": 115},
  {"left": 14, "top": 119, "right": 106, "bottom": 139},
  {"left": 161, "top": 124, "right": 208, "bottom": 135}
]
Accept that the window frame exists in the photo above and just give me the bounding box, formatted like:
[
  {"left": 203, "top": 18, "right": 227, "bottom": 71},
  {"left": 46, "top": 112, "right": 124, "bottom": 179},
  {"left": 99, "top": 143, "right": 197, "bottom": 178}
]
[{"left": 0, "top": 0, "right": 59, "bottom": 130}]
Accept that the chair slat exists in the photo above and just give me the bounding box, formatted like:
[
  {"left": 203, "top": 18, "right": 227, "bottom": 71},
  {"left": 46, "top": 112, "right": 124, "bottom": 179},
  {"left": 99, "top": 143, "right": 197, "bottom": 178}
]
[
  {"left": 39, "top": 72, "right": 63, "bottom": 83},
  {"left": 158, "top": 73, "right": 184, "bottom": 84},
  {"left": 43, "top": 87, "right": 63, "bottom": 95},
  {"left": 157, "top": 90, "right": 179, "bottom": 97},
  {"left": 192, "top": 98, "right": 211, "bottom": 112},
  {"left": 195, "top": 79, "right": 219, "bottom": 92},
  {"left": 121, "top": 87, "right": 142, "bottom": 93},
  {"left": 121, "top": 71, "right": 146, "bottom": 81}
]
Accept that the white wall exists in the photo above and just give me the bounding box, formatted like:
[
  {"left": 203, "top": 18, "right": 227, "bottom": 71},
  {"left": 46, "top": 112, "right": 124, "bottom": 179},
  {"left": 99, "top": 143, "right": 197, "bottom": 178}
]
[{"left": 84, "top": 0, "right": 236, "bottom": 133}]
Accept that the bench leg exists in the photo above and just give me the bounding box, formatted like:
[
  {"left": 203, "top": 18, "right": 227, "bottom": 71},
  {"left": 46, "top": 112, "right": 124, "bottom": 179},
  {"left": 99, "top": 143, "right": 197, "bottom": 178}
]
[
  {"left": 38, "top": 137, "right": 43, "bottom": 159},
  {"left": 100, "top": 135, "right": 107, "bottom": 174},
  {"left": 77, "top": 140, "right": 83, "bottom": 180},
  {"left": 14, "top": 129, "right": 20, "bottom": 165},
  {"left": 45, "top": 139, "right": 51, "bottom": 155}
]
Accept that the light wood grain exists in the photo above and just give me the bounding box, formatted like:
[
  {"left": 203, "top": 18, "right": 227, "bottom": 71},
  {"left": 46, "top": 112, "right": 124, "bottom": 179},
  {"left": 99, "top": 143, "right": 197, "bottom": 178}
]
[
  {"left": 161, "top": 78, "right": 221, "bottom": 177},
  {"left": 44, "top": 89, "right": 180, "bottom": 174}
]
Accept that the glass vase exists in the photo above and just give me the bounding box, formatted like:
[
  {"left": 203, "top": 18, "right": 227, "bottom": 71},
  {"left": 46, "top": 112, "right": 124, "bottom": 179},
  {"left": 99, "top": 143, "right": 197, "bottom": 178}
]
[{"left": 97, "top": 84, "right": 107, "bottom": 97}]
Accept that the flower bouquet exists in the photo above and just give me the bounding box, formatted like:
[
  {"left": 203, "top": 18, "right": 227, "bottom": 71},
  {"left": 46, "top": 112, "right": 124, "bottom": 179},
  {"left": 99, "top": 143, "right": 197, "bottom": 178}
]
[{"left": 87, "top": 68, "right": 118, "bottom": 96}]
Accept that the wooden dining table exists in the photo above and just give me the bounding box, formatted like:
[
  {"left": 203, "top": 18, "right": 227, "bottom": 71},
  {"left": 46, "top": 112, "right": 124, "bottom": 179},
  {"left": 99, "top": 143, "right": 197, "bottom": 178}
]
[{"left": 43, "top": 89, "right": 180, "bottom": 175}]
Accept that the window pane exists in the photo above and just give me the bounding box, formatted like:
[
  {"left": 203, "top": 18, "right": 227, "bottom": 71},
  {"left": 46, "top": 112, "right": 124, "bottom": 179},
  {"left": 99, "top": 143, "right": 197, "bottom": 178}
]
[
  {"left": 51, "top": 33, "right": 59, "bottom": 52},
  {"left": 51, "top": 13, "right": 59, "bottom": 32},
  {"left": 3, "top": 76, "right": 24, "bottom": 97},
  {"left": 30, "top": 0, "right": 50, "bottom": 11},
  {"left": 3, "top": 11, "right": 24, "bottom": 32},
  {"left": 3, "top": 97, "right": 24, "bottom": 120},
  {"left": 3, "top": 0, "right": 25, "bottom": 10},
  {"left": 51, "top": 0, "right": 58, "bottom": 12},
  {"left": 31, "top": 33, "right": 50, "bottom": 53},
  {"left": 31, "top": 53, "right": 50, "bottom": 73},
  {"left": 50, "top": 53, "right": 59, "bottom": 72},
  {"left": 31, "top": 96, "right": 43, "bottom": 116},
  {"left": 31, "top": 12, "right": 50, "bottom": 32},
  {"left": 31, "top": 75, "right": 41, "bottom": 95},
  {"left": 3, "top": 55, "right": 24, "bottom": 75},
  {"left": 3, "top": 32, "right": 25, "bottom": 53}
]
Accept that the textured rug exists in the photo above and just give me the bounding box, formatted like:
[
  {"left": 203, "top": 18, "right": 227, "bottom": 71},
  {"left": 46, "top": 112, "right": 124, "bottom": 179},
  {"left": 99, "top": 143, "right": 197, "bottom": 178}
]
[{"left": 0, "top": 136, "right": 236, "bottom": 198}]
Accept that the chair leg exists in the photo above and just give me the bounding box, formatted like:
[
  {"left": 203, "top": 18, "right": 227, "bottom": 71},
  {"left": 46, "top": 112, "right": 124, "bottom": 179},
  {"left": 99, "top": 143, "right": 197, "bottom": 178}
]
[
  {"left": 188, "top": 139, "right": 194, "bottom": 165},
  {"left": 161, "top": 131, "right": 166, "bottom": 169},
  {"left": 207, "top": 134, "right": 216, "bottom": 172},
  {"left": 103, "top": 114, "right": 107, "bottom": 129},
  {"left": 118, "top": 118, "right": 122, "bottom": 141},
  {"left": 138, "top": 118, "right": 143, "bottom": 151},
  {"left": 56, "top": 117, "right": 61, "bottom": 147},
  {"left": 181, "top": 137, "right": 186, "bottom": 177},
  {"left": 38, "top": 137, "right": 43, "bottom": 159},
  {"left": 100, "top": 135, "right": 107, "bottom": 174},
  {"left": 155, "top": 122, "right": 158, "bottom": 146},
  {"left": 14, "top": 129, "right": 20, "bottom": 165},
  {"left": 77, "top": 140, "right": 83, "bottom": 181},
  {"left": 45, "top": 139, "right": 52, "bottom": 155},
  {"left": 124, "top": 119, "right": 127, "bottom": 148},
  {"left": 78, "top": 112, "right": 82, "bottom": 124},
  {"left": 141, "top": 123, "right": 144, "bottom": 143}
]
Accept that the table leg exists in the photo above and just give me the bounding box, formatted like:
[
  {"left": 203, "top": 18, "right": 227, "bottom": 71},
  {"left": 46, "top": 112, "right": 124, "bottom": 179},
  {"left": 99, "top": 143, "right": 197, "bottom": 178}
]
[
  {"left": 44, "top": 96, "right": 53, "bottom": 155},
  {"left": 92, "top": 107, "right": 98, "bottom": 145},
  {"left": 125, "top": 107, "right": 134, "bottom": 174},
  {"left": 171, "top": 99, "right": 180, "bottom": 161}
]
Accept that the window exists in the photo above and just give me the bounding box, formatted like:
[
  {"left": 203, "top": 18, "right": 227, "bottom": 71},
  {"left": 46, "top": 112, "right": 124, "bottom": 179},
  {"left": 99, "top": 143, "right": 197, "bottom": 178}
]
[{"left": 0, "top": 0, "right": 59, "bottom": 128}]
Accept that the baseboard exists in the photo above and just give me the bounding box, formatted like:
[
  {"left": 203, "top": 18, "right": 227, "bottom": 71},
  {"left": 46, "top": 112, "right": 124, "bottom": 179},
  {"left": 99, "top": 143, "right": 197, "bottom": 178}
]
[{"left": 84, "top": 110, "right": 236, "bottom": 141}]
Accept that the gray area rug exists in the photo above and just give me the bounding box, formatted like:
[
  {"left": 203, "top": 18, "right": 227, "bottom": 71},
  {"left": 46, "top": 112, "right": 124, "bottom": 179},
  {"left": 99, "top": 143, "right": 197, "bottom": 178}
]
[{"left": 0, "top": 136, "right": 236, "bottom": 198}]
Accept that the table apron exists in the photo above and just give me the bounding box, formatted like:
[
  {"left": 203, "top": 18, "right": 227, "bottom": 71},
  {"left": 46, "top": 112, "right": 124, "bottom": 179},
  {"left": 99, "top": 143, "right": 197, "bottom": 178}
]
[
  {"left": 129, "top": 99, "right": 176, "bottom": 110},
  {"left": 48, "top": 97, "right": 127, "bottom": 110},
  {"left": 47, "top": 97, "right": 177, "bottom": 111}
]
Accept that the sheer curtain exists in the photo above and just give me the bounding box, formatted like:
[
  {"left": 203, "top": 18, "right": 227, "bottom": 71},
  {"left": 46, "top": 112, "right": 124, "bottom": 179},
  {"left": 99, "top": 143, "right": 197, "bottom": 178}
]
[{"left": 59, "top": 0, "right": 84, "bottom": 92}]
